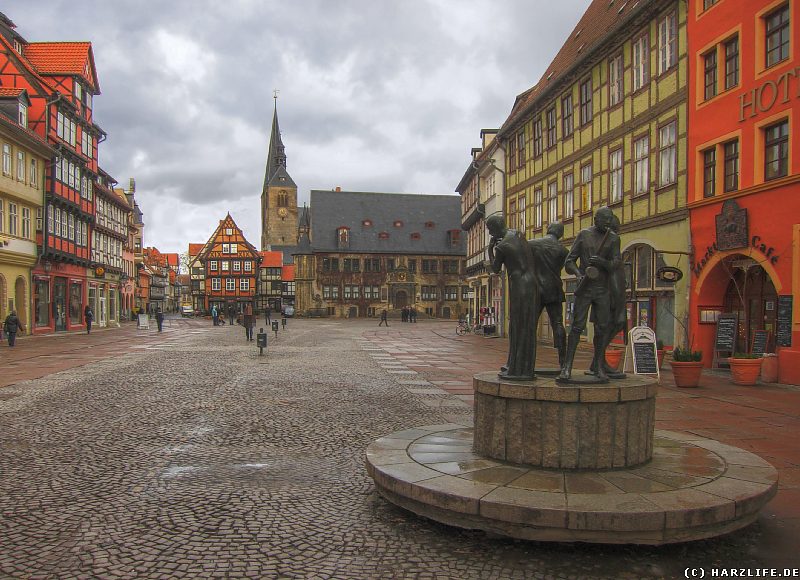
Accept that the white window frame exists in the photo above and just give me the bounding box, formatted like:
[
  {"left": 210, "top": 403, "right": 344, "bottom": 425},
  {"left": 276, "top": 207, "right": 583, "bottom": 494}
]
[
  {"left": 18, "top": 103, "right": 27, "bottom": 127},
  {"left": 533, "top": 189, "right": 543, "bottom": 229},
  {"left": 226, "top": 278, "right": 235, "bottom": 291},
  {"left": 8, "top": 202, "right": 18, "bottom": 236},
  {"left": 632, "top": 35, "right": 649, "bottom": 91},
  {"left": 581, "top": 163, "right": 593, "bottom": 212},
  {"left": 16, "top": 151, "right": 25, "bottom": 181},
  {"left": 563, "top": 173, "right": 574, "bottom": 218},
  {"left": 659, "top": 122, "right": 677, "bottom": 187},
  {"left": 212, "top": 278, "right": 221, "bottom": 291},
  {"left": 240, "top": 278, "right": 250, "bottom": 291},
  {"left": 244, "top": 261, "right": 253, "bottom": 272},
  {"left": 609, "top": 54, "right": 624, "bottom": 106},
  {"left": 547, "top": 181, "right": 558, "bottom": 224},
  {"left": 210, "top": 260, "right": 218, "bottom": 271},
  {"left": 230, "top": 243, "right": 238, "bottom": 254},
  {"left": 658, "top": 12, "right": 677, "bottom": 75},
  {"left": 222, "top": 243, "right": 230, "bottom": 254},
  {"left": 634, "top": 135, "right": 650, "bottom": 195},
  {"left": 30, "top": 158, "right": 38, "bottom": 188},
  {"left": 222, "top": 261, "right": 230, "bottom": 271},
  {"left": 0, "top": 199, "right": 4, "bottom": 233},
  {"left": 233, "top": 261, "right": 241, "bottom": 271},
  {"left": 2, "top": 144, "right": 10, "bottom": 175}
]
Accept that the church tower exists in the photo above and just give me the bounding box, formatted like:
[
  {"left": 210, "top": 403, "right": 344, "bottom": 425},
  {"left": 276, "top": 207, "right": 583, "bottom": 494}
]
[{"left": 260, "top": 95, "right": 298, "bottom": 251}]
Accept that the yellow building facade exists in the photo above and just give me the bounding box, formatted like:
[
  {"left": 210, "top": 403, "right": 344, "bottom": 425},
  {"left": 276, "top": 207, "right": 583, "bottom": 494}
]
[
  {"left": 0, "top": 112, "right": 52, "bottom": 334},
  {"left": 499, "top": 0, "right": 690, "bottom": 347}
]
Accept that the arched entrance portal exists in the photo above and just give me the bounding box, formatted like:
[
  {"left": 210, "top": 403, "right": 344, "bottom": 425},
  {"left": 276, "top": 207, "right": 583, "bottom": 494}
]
[
  {"left": 395, "top": 290, "right": 408, "bottom": 309},
  {"left": 723, "top": 261, "right": 778, "bottom": 353},
  {"left": 15, "top": 277, "right": 27, "bottom": 333}
]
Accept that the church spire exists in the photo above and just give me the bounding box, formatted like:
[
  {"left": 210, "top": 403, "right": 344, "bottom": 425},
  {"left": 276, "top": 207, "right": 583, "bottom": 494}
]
[{"left": 262, "top": 92, "right": 287, "bottom": 195}]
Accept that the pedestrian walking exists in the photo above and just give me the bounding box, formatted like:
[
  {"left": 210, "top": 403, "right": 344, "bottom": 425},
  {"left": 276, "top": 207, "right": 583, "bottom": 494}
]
[
  {"left": 228, "top": 304, "right": 235, "bottom": 325},
  {"left": 3, "top": 310, "right": 25, "bottom": 347},
  {"left": 243, "top": 304, "right": 255, "bottom": 341},
  {"left": 265, "top": 308, "right": 271, "bottom": 325},
  {"left": 401, "top": 306, "right": 407, "bottom": 322},
  {"left": 211, "top": 305, "right": 219, "bottom": 326},
  {"left": 84, "top": 304, "right": 94, "bottom": 334},
  {"left": 410, "top": 307, "right": 417, "bottom": 323},
  {"left": 155, "top": 308, "right": 164, "bottom": 333},
  {"left": 379, "top": 309, "right": 389, "bottom": 327}
]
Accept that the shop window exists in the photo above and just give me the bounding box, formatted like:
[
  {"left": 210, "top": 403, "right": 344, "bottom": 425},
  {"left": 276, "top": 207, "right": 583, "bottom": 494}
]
[
  {"left": 69, "top": 282, "right": 82, "bottom": 325},
  {"left": 34, "top": 279, "right": 49, "bottom": 326}
]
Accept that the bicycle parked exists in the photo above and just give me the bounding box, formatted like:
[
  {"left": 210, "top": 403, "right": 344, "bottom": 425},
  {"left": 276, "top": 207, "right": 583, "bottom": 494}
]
[{"left": 456, "top": 319, "right": 479, "bottom": 335}]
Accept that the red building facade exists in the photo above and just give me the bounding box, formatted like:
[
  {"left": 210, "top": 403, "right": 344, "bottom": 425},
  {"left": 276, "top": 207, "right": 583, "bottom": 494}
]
[
  {"left": 198, "top": 214, "right": 260, "bottom": 313},
  {"left": 0, "top": 18, "right": 102, "bottom": 333},
  {"left": 688, "top": 0, "right": 800, "bottom": 383}
]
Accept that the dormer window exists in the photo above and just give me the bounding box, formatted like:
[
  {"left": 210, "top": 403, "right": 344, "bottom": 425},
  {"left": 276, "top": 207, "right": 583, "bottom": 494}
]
[
  {"left": 362, "top": 219, "right": 372, "bottom": 228},
  {"left": 74, "top": 82, "right": 82, "bottom": 102},
  {"left": 337, "top": 227, "right": 350, "bottom": 249},
  {"left": 13, "top": 39, "right": 23, "bottom": 53},
  {"left": 447, "top": 230, "right": 462, "bottom": 247},
  {"left": 393, "top": 220, "right": 404, "bottom": 228},
  {"left": 410, "top": 232, "right": 421, "bottom": 240},
  {"left": 378, "top": 232, "right": 390, "bottom": 240},
  {"left": 18, "top": 103, "right": 27, "bottom": 128},
  {"left": 425, "top": 221, "right": 435, "bottom": 229}
]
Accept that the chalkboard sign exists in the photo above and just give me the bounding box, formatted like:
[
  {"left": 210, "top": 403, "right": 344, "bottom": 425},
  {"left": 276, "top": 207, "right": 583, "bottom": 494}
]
[
  {"left": 714, "top": 314, "right": 738, "bottom": 352},
  {"left": 633, "top": 342, "right": 658, "bottom": 374},
  {"left": 777, "top": 295, "right": 793, "bottom": 347},
  {"left": 751, "top": 330, "right": 769, "bottom": 356}
]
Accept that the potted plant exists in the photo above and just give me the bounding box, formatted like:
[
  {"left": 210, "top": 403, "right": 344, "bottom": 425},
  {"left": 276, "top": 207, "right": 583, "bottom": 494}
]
[
  {"left": 657, "top": 340, "right": 666, "bottom": 369},
  {"left": 605, "top": 344, "right": 625, "bottom": 371},
  {"left": 729, "top": 353, "right": 763, "bottom": 386},
  {"left": 670, "top": 346, "right": 704, "bottom": 388}
]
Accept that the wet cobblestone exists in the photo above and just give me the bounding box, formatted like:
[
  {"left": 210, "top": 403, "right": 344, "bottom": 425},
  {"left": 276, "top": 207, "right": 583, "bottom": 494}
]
[{"left": 0, "top": 320, "right": 792, "bottom": 578}]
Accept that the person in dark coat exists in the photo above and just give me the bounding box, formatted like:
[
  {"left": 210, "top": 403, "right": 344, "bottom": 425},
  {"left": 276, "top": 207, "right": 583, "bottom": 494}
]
[
  {"left": 243, "top": 304, "right": 255, "bottom": 341},
  {"left": 84, "top": 304, "right": 94, "bottom": 334},
  {"left": 211, "top": 305, "right": 219, "bottom": 326},
  {"left": 401, "top": 306, "right": 408, "bottom": 323},
  {"left": 155, "top": 308, "right": 164, "bottom": 332},
  {"left": 379, "top": 309, "right": 389, "bottom": 327},
  {"left": 410, "top": 307, "right": 417, "bottom": 323},
  {"left": 529, "top": 222, "right": 569, "bottom": 367},
  {"left": 3, "top": 310, "right": 25, "bottom": 347},
  {"left": 487, "top": 214, "right": 539, "bottom": 380},
  {"left": 228, "top": 304, "right": 235, "bottom": 325}
]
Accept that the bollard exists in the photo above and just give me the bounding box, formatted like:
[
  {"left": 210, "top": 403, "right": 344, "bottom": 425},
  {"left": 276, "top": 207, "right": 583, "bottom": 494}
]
[
  {"left": 256, "top": 328, "right": 267, "bottom": 355},
  {"left": 272, "top": 320, "right": 279, "bottom": 339},
  {"left": 282, "top": 317, "right": 287, "bottom": 330}
]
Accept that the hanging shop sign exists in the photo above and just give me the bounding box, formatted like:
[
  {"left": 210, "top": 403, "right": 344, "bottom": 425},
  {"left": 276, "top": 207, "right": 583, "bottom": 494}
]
[
  {"left": 715, "top": 200, "right": 749, "bottom": 251},
  {"left": 656, "top": 266, "right": 683, "bottom": 284},
  {"left": 94, "top": 266, "right": 106, "bottom": 278}
]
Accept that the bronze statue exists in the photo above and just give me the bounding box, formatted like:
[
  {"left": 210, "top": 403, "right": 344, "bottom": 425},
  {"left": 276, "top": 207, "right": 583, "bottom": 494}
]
[
  {"left": 487, "top": 214, "right": 539, "bottom": 381},
  {"left": 558, "top": 207, "right": 621, "bottom": 382},
  {"left": 587, "top": 214, "right": 627, "bottom": 378},
  {"left": 529, "top": 222, "right": 568, "bottom": 368}
]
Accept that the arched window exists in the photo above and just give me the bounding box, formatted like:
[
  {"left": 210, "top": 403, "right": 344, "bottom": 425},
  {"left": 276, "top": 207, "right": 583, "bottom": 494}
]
[
  {"left": 337, "top": 227, "right": 350, "bottom": 249},
  {"left": 277, "top": 190, "right": 289, "bottom": 207}
]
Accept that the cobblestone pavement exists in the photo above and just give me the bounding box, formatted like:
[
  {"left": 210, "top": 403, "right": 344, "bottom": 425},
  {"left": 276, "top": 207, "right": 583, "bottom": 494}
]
[{"left": 1, "top": 319, "right": 798, "bottom": 579}]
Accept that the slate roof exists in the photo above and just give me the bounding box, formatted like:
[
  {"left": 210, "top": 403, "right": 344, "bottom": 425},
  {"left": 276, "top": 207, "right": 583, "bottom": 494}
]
[
  {"left": 309, "top": 190, "right": 464, "bottom": 255},
  {"left": 499, "top": 0, "right": 651, "bottom": 137}
]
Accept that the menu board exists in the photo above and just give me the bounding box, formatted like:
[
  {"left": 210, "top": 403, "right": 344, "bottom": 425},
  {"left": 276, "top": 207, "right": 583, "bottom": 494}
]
[
  {"left": 714, "top": 314, "right": 738, "bottom": 352},
  {"left": 633, "top": 342, "right": 658, "bottom": 374},
  {"left": 777, "top": 295, "right": 793, "bottom": 347},
  {"left": 751, "top": 330, "right": 769, "bottom": 356}
]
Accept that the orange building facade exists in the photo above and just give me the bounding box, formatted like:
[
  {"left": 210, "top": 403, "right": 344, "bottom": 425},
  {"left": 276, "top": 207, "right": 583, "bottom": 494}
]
[
  {"left": 688, "top": 0, "right": 800, "bottom": 383},
  {"left": 197, "top": 214, "right": 260, "bottom": 313}
]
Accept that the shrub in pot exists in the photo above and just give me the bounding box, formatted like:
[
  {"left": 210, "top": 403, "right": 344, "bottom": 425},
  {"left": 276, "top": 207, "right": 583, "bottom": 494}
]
[
  {"left": 729, "top": 353, "right": 763, "bottom": 386},
  {"left": 670, "top": 346, "right": 703, "bottom": 388},
  {"left": 605, "top": 345, "right": 624, "bottom": 371}
]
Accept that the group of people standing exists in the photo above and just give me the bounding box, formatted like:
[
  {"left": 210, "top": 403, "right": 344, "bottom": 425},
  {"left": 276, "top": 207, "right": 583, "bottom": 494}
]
[
  {"left": 487, "top": 206, "right": 625, "bottom": 383},
  {"left": 400, "top": 306, "right": 417, "bottom": 323}
]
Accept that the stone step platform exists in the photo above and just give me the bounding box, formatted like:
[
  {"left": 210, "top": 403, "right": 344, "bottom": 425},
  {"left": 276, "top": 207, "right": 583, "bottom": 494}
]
[{"left": 366, "top": 424, "right": 778, "bottom": 545}]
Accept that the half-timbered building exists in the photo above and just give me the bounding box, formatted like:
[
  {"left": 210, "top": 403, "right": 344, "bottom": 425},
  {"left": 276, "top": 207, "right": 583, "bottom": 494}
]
[
  {"left": 497, "top": 0, "right": 690, "bottom": 348},
  {"left": 0, "top": 13, "right": 104, "bottom": 333},
  {"left": 197, "top": 214, "right": 260, "bottom": 314}
]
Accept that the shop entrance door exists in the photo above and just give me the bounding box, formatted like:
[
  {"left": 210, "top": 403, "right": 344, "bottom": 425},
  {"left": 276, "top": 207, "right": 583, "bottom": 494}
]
[
  {"left": 99, "top": 291, "right": 107, "bottom": 327},
  {"left": 54, "top": 278, "right": 67, "bottom": 331}
]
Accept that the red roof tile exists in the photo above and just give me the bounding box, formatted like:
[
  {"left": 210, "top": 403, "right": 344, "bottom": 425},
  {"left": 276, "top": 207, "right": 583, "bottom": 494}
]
[
  {"left": 282, "top": 264, "right": 295, "bottom": 281},
  {"left": 260, "top": 251, "right": 283, "bottom": 267},
  {"left": 188, "top": 243, "right": 204, "bottom": 256},
  {"left": 0, "top": 87, "right": 25, "bottom": 97},
  {"left": 23, "top": 42, "right": 99, "bottom": 92},
  {"left": 165, "top": 253, "right": 179, "bottom": 267}
]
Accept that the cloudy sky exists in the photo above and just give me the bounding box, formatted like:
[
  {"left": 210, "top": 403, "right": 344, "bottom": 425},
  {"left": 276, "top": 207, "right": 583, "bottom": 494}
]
[{"left": 14, "top": 0, "right": 590, "bottom": 253}]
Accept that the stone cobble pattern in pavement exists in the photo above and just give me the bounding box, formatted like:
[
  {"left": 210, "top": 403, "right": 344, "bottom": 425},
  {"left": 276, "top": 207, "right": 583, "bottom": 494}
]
[{"left": 0, "top": 319, "right": 797, "bottom": 579}]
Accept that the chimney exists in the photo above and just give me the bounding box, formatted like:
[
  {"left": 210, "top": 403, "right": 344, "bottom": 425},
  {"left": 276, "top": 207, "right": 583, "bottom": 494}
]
[
  {"left": 335, "top": 186, "right": 341, "bottom": 192},
  {"left": 129, "top": 177, "right": 136, "bottom": 193}
]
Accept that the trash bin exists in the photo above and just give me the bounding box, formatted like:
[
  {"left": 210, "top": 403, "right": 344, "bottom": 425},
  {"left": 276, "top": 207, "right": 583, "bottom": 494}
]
[{"left": 761, "top": 353, "right": 778, "bottom": 383}]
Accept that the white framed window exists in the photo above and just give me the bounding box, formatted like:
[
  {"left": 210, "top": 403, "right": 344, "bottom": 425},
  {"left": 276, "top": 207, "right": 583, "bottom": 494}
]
[
  {"left": 548, "top": 181, "right": 558, "bottom": 224},
  {"left": 210, "top": 260, "right": 218, "bottom": 271},
  {"left": 533, "top": 189, "right": 543, "bottom": 229},
  {"left": 581, "top": 163, "right": 593, "bottom": 212},
  {"left": 16, "top": 151, "right": 24, "bottom": 181},
  {"left": 47, "top": 204, "right": 54, "bottom": 234},
  {"left": 634, "top": 135, "right": 650, "bottom": 195},
  {"left": 609, "top": 55, "right": 624, "bottom": 106},
  {"left": 230, "top": 243, "right": 238, "bottom": 254},
  {"left": 517, "top": 196, "right": 526, "bottom": 232},
  {"left": 233, "top": 261, "right": 241, "bottom": 271},
  {"left": 2, "top": 144, "right": 10, "bottom": 175},
  {"left": 658, "top": 12, "right": 677, "bottom": 75},
  {"left": 18, "top": 103, "right": 27, "bottom": 127},
  {"left": 222, "top": 243, "right": 230, "bottom": 254},
  {"left": 36, "top": 207, "right": 42, "bottom": 232},
  {"left": 244, "top": 261, "right": 253, "bottom": 272},
  {"left": 30, "top": 158, "right": 38, "bottom": 188},
  {"left": 632, "top": 35, "right": 649, "bottom": 91},
  {"left": 226, "top": 278, "right": 235, "bottom": 291},
  {"left": 222, "top": 261, "right": 229, "bottom": 271},
  {"left": 240, "top": 278, "right": 250, "bottom": 291},
  {"left": 212, "top": 278, "right": 221, "bottom": 291},
  {"left": 0, "top": 199, "right": 4, "bottom": 233},
  {"left": 659, "top": 122, "right": 677, "bottom": 186},
  {"left": 225, "top": 228, "right": 233, "bottom": 235},
  {"left": 610, "top": 149, "right": 623, "bottom": 203},
  {"left": 563, "top": 173, "right": 574, "bottom": 218},
  {"left": 69, "top": 214, "right": 75, "bottom": 241},
  {"left": 8, "top": 202, "right": 18, "bottom": 236}
]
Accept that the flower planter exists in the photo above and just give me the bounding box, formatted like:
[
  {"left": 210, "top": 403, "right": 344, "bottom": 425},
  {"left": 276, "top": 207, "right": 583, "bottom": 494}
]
[
  {"left": 729, "top": 357, "right": 763, "bottom": 386},
  {"left": 670, "top": 361, "right": 704, "bottom": 388},
  {"left": 605, "top": 347, "right": 624, "bottom": 371}
]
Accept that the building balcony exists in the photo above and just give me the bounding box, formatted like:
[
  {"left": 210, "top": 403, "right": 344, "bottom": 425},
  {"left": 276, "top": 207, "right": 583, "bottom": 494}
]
[{"left": 461, "top": 203, "right": 485, "bottom": 231}]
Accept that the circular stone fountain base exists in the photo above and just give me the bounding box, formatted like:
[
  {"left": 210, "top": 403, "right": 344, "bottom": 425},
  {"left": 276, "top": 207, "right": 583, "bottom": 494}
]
[{"left": 366, "top": 425, "right": 777, "bottom": 545}]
